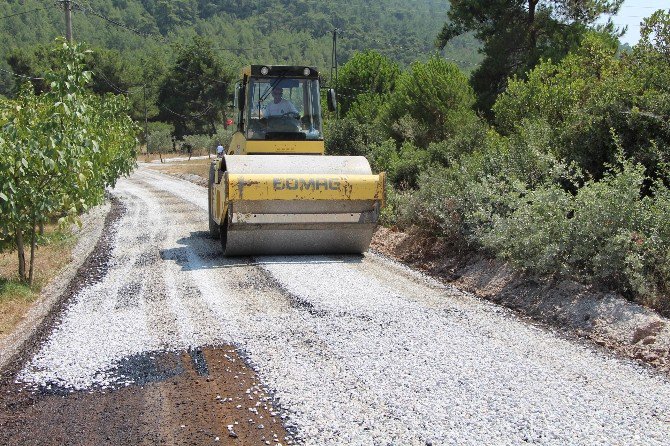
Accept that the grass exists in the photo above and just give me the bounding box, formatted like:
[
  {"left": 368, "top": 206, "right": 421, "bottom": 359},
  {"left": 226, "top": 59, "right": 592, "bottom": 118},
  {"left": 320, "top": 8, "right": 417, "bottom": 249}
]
[
  {"left": 0, "top": 224, "right": 75, "bottom": 340},
  {"left": 139, "top": 149, "right": 213, "bottom": 164}
]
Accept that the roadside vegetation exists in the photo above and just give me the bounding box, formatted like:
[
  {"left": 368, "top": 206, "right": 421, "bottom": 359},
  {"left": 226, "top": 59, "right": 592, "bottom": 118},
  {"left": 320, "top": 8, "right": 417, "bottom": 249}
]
[
  {"left": 0, "top": 225, "right": 74, "bottom": 340},
  {"left": 327, "top": 9, "right": 670, "bottom": 315},
  {"left": 0, "top": 41, "right": 137, "bottom": 285}
]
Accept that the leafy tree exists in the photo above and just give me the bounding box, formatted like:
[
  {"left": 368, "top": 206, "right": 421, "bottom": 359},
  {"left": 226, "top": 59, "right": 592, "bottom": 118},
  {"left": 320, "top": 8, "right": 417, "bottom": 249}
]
[
  {"left": 157, "top": 36, "right": 234, "bottom": 138},
  {"left": 381, "top": 56, "right": 478, "bottom": 147},
  {"left": 638, "top": 9, "right": 670, "bottom": 57},
  {"left": 337, "top": 51, "right": 400, "bottom": 117},
  {"left": 0, "top": 41, "right": 137, "bottom": 283},
  {"left": 437, "top": 0, "right": 623, "bottom": 114},
  {"left": 494, "top": 31, "right": 670, "bottom": 177}
]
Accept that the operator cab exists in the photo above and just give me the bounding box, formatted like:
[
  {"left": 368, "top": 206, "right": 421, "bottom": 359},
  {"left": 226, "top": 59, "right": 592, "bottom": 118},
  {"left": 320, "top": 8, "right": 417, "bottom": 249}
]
[{"left": 235, "top": 66, "right": 324, "bottom": 142}]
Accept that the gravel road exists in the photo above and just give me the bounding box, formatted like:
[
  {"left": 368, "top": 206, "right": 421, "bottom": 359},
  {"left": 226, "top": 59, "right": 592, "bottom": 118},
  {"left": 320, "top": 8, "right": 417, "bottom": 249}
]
[{"left": 11, "top": 165, "right": 670, "bottom": 445}]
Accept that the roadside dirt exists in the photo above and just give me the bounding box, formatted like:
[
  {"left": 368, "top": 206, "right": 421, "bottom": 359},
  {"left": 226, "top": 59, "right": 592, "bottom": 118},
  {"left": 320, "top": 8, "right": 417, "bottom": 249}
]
[{"left": 371, "top": 226, "right": 670, "bottom": 374}]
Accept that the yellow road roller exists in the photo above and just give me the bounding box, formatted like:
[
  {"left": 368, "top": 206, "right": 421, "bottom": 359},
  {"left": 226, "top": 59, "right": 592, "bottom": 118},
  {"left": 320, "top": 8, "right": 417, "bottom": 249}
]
[{"left": 208, "top": 65, "right": 385, "bottom": 255}]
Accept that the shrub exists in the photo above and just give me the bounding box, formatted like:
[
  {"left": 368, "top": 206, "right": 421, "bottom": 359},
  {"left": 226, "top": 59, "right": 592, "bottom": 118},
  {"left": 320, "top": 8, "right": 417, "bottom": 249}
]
[
  {"left": 482, "top": 152, "right": 670, "bottom": 312},
  {"left": 146, "top": 128, "right": 173, "bottom": 154},
  {"left": 399, "top": 126, "right": 563, "bottom": 246},
  {"left": 324, "top": 117, "right": 384, "bottom": 157},
  {"left": 388, "top": 142, "right": 431, "bottom": 190},
  {"left": 181, "top": 134, "right": 211, "bottom": 155}
]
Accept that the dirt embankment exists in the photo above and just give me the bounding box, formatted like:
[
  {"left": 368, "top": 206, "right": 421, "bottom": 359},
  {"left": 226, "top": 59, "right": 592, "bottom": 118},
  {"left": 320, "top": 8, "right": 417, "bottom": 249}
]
[{"left": 372, "top": 227, "right": 670, "bottom": 374}]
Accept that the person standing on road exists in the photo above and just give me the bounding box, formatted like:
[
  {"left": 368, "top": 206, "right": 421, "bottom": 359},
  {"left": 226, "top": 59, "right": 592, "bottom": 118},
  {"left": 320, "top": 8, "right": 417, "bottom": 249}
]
[
  {"left": 265, "top": 87, "right": 299, "bottom": 117},
  {"left": 216, "top": 141, "right": 224, "bottom": 158}
]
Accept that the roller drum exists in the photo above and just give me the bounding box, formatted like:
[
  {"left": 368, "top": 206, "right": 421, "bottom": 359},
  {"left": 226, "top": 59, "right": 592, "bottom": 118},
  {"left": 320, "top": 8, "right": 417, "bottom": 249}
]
[{"left": 219, "top": 155, "right": 384, "bottom": 256}]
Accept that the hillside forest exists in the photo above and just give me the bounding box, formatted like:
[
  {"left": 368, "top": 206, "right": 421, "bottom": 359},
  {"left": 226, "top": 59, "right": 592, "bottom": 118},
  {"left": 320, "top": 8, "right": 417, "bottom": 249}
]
[{"left": 2, "top": 1, "right": 670, "bottom": 315}]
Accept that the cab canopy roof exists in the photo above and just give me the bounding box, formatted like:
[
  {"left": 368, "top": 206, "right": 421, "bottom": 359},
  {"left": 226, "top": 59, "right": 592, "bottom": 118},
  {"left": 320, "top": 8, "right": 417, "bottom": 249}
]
[{"left": 242, "top": 65, "right": 320, "bottom": 79}]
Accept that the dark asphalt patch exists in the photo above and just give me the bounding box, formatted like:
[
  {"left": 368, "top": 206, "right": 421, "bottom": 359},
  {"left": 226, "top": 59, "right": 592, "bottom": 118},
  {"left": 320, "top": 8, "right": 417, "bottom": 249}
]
[
  {"left": 0, "top": 347, "right": 295, "bottom": 445},
  {"left": 115, "top": 351, "right": 185, "bottom": 386},
  {"left": 188, "top": 347, "right": 209, "bottom": 376}
]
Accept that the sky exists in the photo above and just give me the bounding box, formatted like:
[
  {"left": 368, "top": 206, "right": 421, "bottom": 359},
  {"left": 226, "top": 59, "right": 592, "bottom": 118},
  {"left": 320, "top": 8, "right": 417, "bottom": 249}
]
[{"left": 602, "top": 0, "right": 668, "bottom": 46}]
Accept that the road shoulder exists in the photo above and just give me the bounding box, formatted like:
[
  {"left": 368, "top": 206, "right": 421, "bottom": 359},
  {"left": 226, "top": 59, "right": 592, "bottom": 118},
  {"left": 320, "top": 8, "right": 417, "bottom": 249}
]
[{"left": 0, "top": 200, "right": 113, "bottom": 374}]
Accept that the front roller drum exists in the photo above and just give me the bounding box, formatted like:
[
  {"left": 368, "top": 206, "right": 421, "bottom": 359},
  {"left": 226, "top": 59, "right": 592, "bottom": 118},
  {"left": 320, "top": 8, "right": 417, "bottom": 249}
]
[
  {"left": 221, "top": 222, "right": 377, "bottom": 256},
  {"left": 208, "top": 163, "right": 220, "bottom": 239}
]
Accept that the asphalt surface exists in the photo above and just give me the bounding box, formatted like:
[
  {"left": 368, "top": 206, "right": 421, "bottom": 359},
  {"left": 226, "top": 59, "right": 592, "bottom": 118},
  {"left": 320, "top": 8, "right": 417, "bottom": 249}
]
[{"left": 2, "top": 165, "right": 670, "bottom": 445}]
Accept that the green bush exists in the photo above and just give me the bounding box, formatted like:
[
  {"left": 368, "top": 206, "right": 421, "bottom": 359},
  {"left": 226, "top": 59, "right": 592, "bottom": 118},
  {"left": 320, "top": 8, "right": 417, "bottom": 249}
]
[
  {"left": 337, "top": 51, "right": 400, "bottom": 118},
  {"left": 381, "top": 56, "right": 477, "bottom": 147},
  {"left": 388, "top": 142, "right": 430, "bottom": 190},
  {"left": 181, "top": 134, "right": 212, "bottom": 155},
  {"left": 324, "top": 117, "right": 384, "bottom": 157},
  {"left": 146, "top": 128, "right": 173, "bottom": 154},
  {"left": 363, "top": 139, "right": 396, "bottom": 174},
  {"left": 399, "top": 125, "right": 563, "bottom": 244},
  {"left": 493, "top": 31, "right": 670, "bottom": 178},
  {"left": 482, "top": 152, "right": 670, "bottom": 311}
]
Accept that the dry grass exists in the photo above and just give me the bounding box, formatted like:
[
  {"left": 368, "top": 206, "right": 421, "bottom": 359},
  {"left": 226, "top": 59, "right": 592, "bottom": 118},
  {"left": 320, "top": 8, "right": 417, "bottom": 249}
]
[
  {"left": 138, "top": 151, "right": 181, "bottom": 163},
  {"left": 0, "top": 225, "right": 75, "bottom": 340},
  {"left": 138, "top": 149, "right": 213, "bottom": 164},
  {"left": 146, "top": 156, "right": 212, "bottom": 179}
]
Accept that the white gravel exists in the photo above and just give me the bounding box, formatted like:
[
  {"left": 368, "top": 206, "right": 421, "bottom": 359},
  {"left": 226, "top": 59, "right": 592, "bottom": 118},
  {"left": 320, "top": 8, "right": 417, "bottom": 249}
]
[{"left": 17, "top": 165, "right": 670, "bottom": 445}]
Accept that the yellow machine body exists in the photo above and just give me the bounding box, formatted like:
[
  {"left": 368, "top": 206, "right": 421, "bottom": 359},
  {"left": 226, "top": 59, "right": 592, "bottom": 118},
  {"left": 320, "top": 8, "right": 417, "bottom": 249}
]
[{"left": 208, "top": 65, "right": 385, "bottom": 256}]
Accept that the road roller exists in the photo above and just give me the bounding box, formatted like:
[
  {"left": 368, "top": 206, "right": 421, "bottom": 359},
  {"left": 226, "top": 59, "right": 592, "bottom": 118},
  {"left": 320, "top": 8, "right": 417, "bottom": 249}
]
[{"left": 208, "top": 65, "right": 385, "bottom": 255}]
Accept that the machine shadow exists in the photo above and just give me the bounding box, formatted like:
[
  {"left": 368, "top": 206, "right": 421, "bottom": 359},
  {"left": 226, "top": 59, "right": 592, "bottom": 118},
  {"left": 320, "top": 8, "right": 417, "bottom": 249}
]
[{"left": 159, "top": 231, "right": 364, "bottom": 271}]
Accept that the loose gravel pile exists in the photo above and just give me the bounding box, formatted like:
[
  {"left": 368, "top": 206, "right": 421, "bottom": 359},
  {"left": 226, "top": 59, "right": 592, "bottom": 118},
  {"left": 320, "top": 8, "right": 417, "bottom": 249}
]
[{"left": 17, "top": 166, "right": 670, "bottom": 445}]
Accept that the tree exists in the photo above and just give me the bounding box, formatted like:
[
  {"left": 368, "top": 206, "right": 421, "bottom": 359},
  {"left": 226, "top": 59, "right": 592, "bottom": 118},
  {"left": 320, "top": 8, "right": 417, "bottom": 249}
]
[
  {"left": 337, "top": 51, "right": 400, "bottom": 118},
  {"left": 381, "top": 56, "right": 478, "bottom": 147},
  {"left": 493, "top": 29, "right": 670, "bottom": 178},
  {"left": 437, "top": 0, "right": 623, "bottom": 114},
  {"left": 0, "top": 41, "right": 137, "bottom": 283},
  {"left": 157, "top": 36, "right": 234, "bottom": 138}
]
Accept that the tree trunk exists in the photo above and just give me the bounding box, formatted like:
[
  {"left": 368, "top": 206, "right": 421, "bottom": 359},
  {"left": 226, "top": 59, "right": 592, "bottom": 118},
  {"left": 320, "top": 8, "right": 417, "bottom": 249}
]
[
  {"left": 528, "top": 0, "right": 539, "bottom": 51},
  {"left": 16, "top": 228, "right": 26, "bottom": 281},
  {"left": 29, "top": 220, "right": 37, "bottom": 285}
]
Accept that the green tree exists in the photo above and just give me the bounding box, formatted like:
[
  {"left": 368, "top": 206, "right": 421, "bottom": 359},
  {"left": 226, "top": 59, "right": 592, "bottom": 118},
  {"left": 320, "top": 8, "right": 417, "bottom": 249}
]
[
  {"left": 157, "top": 36, "right": 234, "bottom": 138},
  {"left": 0, "top": 41, "right": 137, "bottom": 283},
  {"left": 337, "top": 51, "right": 400, "bottom": 118},
  {"left": 494, "top": 31, "right": 670, "bottom": 177},
  {"left": 437, "top": 0, "right": 623, "bottom": 114},
  {"left": 381, "top": 56, "right": 478, "bottom": 147}
]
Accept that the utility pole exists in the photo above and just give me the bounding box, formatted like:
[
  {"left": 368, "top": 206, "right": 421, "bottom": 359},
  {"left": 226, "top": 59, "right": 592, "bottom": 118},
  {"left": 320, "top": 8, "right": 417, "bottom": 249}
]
[
  {"left": 63, "top": 0, "right": 73, "bottom": 42},
  {"left": 143, "top": 84, "right": 149, "bottom": 154},
  {"left": 329, "top": 29, "right": 340, "bottom": 119}
]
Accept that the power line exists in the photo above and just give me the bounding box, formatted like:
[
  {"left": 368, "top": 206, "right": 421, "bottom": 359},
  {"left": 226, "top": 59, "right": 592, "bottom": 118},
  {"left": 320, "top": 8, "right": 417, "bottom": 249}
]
[
  {"left": 94, "top": 70, "right": 144, "bottom": 95},
  {"left": 159, "top": 103, "right": 214, "bottom": 121},
  {"left": 0, "top": 7, "right": 50, "bottom": 20},
  {"left": 0, "top": 66, "right": 44, "bottom": 80}
]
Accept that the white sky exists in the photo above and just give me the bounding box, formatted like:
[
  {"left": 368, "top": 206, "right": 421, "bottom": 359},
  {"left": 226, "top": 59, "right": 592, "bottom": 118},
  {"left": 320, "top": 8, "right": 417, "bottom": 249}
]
[{"left": 602, "top": 0, "right": 668, "bottom": 46}]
